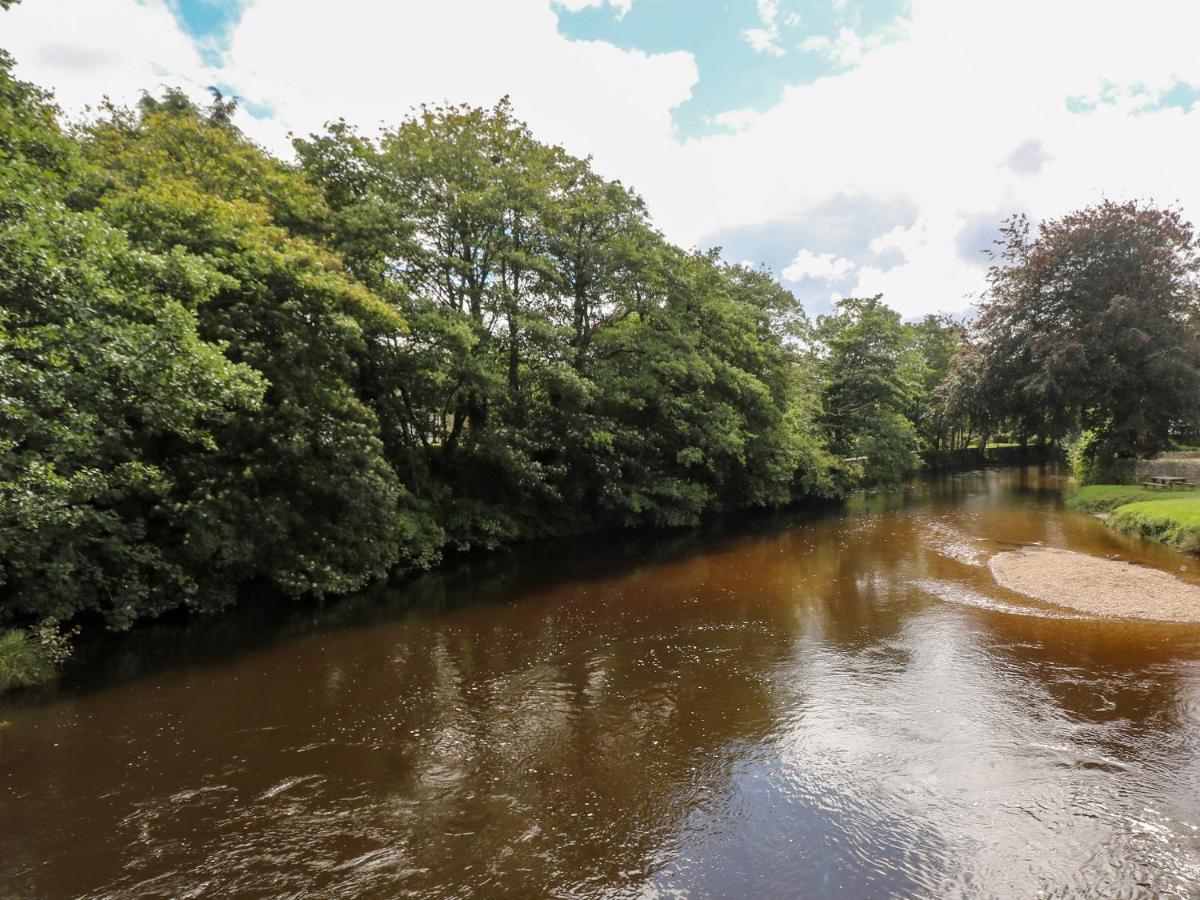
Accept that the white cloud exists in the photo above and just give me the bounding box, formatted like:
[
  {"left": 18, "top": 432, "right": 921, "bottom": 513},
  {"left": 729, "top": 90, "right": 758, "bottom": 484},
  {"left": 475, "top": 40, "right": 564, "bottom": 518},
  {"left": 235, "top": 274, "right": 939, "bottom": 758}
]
[
  {"left": 743, "top": 0, "right": 785, "bottom": 57},
  {"left": 709, "top": 106, "right": 762, "bottom": 131},
  {"left": 664, "top": 0, "right": 1200, "bottom": 315},
  {"left": 220, "top": 0, "right": 697, "bottom": 187},
  {"left": 782, "top": 249, "right": 856, "bottom": 282},
  {"left": 800, "top": 27, "right": 864, "bottom": 66},
  {"left": 3, "top": 0, "right": 216, "bottom": 114},
  {"left": 552, "top": 0, "right": 633, "bottom": 18},
  {"left": 1004, "top": 138, "right": 1051, "bottom": 176},
  {"left": 5, "top": 0, "right": 1200, "bottom": 320},
  {"left": 743, "top": 27, "right": 785, "bottom": 57},
  {"left": 852, "top": 218, "right": 981, "bottom": 318}
]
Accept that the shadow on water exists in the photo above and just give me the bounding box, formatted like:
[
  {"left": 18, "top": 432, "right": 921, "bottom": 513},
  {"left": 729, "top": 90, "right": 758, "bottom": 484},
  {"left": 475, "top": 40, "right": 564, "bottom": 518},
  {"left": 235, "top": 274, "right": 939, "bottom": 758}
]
[{"left": 32, "top": 483, "right": 861, "bottom": 705}]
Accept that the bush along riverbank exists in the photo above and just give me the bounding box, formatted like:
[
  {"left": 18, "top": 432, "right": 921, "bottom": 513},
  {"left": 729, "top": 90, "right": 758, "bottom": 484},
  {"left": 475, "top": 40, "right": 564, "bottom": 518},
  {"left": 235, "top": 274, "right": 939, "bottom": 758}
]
[{"left": 0, "top": 622, "right": 74, "bottom": 693}]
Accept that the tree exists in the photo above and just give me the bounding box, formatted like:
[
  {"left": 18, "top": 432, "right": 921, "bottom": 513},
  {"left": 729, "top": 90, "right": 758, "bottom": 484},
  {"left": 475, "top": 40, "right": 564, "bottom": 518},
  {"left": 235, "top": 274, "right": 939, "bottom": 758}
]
[
  {"left": 0, "top": 53, "right": 264, "bottom": 627},
  {"left": 298, "top": 102, "right": 840, "bottom": 539},
  {"left": 76, "top": 91, "right": 413, "bottom": 601},
  {"left": 904, "top": 314, "right": 967, "bottom": 451},
  {"left": 815, "top": 296, "right": 921, "bottom": 484},
  {"left": 950, "top": 201, "right": 1200, "bottom": 480}
]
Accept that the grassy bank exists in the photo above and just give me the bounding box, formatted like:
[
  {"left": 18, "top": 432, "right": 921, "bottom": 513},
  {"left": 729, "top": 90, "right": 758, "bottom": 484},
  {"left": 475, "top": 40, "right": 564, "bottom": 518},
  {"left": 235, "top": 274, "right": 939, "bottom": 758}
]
[
  {"left": 1069, "top": 484, "right": 1200, "bottom": 552},
  {"left": 1067, "top": 484, "right": 1200, "bottom": 514},
  {"left": 1108, "top": 498, "right": 1200, "bottom": 552}
]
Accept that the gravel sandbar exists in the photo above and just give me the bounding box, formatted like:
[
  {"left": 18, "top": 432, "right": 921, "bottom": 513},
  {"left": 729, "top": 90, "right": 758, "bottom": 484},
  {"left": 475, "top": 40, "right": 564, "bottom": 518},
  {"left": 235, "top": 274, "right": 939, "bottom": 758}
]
[{"left": 989, "top": 548, "right": 1200, "bottom": 623}]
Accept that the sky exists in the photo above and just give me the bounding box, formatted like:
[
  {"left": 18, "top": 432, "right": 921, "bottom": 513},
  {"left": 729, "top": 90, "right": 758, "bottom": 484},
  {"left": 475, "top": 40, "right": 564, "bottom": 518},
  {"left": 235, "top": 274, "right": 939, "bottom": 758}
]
[{"left": 4, "top": 0, "right": 1200, "bottom": 318}]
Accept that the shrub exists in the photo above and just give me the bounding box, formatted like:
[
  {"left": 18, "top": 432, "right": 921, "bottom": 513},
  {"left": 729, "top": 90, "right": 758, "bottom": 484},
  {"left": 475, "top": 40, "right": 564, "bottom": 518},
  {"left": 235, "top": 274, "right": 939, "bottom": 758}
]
[
  {"left": 0, "top": 629, "right": 53, "bottom": 693},
  {"left": 1068, "top": 430, "right": 1135, "bottom": 485},
  {"left": 0, "top": 619, "right": 74, "bottom": 694}
]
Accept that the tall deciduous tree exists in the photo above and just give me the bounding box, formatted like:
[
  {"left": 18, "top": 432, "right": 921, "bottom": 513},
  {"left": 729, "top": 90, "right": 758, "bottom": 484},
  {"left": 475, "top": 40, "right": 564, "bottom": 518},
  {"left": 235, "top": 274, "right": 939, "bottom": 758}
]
[
  {"left": 298, "top": 102, "right": 838, "bottom": 541},
  {"left": 815, "top": 296, "right": 921, "bottom": 484},
  {"left": 948, "top": 201, "right": 1200, "bottom": 479},
  {"left": 905, "top": 314, "right": 967, "bottom": 452},
  {"left": 77, "top": 91, "right": 412, "bottom": 600},
  {"left": 0, "top": 54, "right": 264, "bottom": 627}
]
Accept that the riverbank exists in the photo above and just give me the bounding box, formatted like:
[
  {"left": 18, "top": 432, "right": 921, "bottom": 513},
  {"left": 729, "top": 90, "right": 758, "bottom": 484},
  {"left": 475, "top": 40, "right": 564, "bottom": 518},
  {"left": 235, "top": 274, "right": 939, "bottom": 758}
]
[
  {"left": 1068, "top": 484, "right": 1200, "bottom": 552},
  {"left": 990, "top": 547, "right": 1200, "bottom": 622}
]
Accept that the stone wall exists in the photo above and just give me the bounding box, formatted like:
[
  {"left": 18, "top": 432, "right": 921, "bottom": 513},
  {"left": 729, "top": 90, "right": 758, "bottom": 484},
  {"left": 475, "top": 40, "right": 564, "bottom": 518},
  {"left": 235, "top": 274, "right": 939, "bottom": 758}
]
[{"left": 1136, "top": 453, "right": 1200, "bottom": 481}]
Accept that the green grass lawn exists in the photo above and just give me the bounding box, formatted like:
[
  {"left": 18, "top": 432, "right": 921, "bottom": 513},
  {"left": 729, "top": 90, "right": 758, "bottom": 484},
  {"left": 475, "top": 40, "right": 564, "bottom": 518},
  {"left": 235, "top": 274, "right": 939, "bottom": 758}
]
[
  {"left": 1067, "top": 484, "right": 1200, "bottom": 513},
  {"left": 1069, "top": 484, "right": 1200, "bottom": 552},
  {"left": 1108, "top": 497, "right": 1200, "bottom": 552}
]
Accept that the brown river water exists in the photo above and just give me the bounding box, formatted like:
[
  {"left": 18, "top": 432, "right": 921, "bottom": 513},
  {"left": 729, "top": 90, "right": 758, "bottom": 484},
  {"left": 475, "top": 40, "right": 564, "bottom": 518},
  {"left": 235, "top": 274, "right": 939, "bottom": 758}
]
[{"left": 3, "top": 466, "right": 1200, "bottom": 898}]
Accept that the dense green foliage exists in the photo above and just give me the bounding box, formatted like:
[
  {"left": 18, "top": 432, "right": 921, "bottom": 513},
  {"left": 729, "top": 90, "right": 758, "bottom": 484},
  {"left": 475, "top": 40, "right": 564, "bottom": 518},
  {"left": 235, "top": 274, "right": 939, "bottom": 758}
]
[
  {"left": 812, "top": 301, "right": 972, "bottom": 483},
  {"left": 905, "top": 314, "right": 967, "bottom": 452},
  {"left": 292, "top": 101, "right": 849, "bottom": 539},
  {"left": 78, "top": 90, "right": 409, "bottom": 607},
  {"left": 1066, "top": 429, "right": 1138, "bottom": 485},
  {"left": 0, "top": 52, "right": 973, "bottom": 637},
  {"left": 1, "top": 59, "right": 266, "bottom": 627},
  {"left": 945, "top": 202, "right": 1200, "bottom": 483},
  {"left": 814, "top": 297, "right": 920, "bottom": 484}
]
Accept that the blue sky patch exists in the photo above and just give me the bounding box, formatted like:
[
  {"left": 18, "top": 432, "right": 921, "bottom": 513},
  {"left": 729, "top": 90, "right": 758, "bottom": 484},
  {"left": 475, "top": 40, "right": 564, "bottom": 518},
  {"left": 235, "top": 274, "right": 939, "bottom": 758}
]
[
  {"left": 1068, "top": 79, "right": 1200, "bottom": 115},
  {"left": 556, "top": 0, "right": 909, "bottom": 138},
  {"left": 210, "top": 80, "right": 274, "bottom": 119},
  {"left": 166, "top": 0, "right": 247, "bottom": 62},
  {"left": 1153, "top": 80, "right": 1200, "bottom": 113}
]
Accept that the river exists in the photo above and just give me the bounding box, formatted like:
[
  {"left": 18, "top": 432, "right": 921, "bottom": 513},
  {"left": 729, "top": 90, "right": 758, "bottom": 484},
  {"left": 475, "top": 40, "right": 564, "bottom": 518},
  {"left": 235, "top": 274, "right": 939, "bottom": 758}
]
[{"left": 3, "top": 466, "right": 1200, "bottom": 898}]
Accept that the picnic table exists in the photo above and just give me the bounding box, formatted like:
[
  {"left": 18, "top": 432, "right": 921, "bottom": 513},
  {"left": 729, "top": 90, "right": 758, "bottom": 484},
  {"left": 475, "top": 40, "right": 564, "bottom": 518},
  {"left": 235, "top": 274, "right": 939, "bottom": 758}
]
[{"left": 1144, "top": 475, "right": 1193, "bottom": 489}]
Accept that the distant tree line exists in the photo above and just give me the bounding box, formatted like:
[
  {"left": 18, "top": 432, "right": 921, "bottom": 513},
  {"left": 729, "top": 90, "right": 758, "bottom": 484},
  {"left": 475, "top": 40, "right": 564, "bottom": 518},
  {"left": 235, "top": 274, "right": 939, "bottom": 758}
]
[{"left": 2, "top": 43, "right": 1197, "bottom": 637}]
